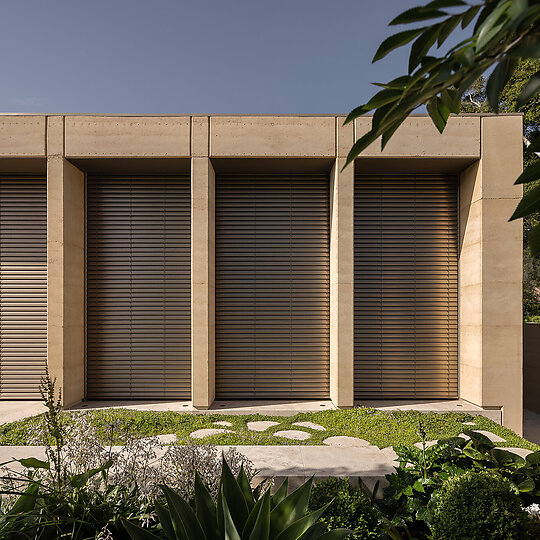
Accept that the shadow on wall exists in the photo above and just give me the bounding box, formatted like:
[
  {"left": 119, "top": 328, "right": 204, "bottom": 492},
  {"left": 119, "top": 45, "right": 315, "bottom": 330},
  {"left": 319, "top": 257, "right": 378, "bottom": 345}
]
[{"left": 524, "top": 323, "right": 540, "bottom": 413}]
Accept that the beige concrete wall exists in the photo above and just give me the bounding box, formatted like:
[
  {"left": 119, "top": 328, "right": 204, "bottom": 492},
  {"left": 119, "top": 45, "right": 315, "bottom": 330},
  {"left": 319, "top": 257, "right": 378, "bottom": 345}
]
[
  {"left": 210, "top": 116, "right": 335, "bottom": 157},
  {"left": 355, "top": 116, "right": 480, "bottom": 158},
  {"left": 46, "top": 116, "right": 85, "bottom": 406},
  {"left": 65, "top": 116, "right": 191, "bottom": 157},
  {"left": 459, "top": 115, "right": 523, "bottom": 434},
  {"left": 0, "top": 116, "right": 45, "bottom": 156},
  {"left": 329, "top": 117, "right": 355, "bottom": 406},
  {"left": 191, "top": 117, "right": 215, "bottom": 407}
]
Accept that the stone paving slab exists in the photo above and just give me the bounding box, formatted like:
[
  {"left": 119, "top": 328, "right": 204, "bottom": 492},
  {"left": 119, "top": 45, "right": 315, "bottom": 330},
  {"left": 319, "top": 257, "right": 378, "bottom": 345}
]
[
  {"left": 273, "top": 430, "right": 311, "bottom": 441},
  {"left": 323, "top": 436, "right": 369, "bottom": 447},
  {"left": 292, "top": 421, "right": 325, "bottom": 431},
  {"left": 0, "top": 444, "right": 396, "bottom": 492},
  {"left": 247, "top": 421, "right": 280, "bottom": 432}
]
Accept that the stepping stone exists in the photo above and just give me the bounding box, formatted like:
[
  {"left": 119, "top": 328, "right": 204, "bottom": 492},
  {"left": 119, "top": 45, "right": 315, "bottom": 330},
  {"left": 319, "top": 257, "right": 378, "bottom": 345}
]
[
  {"left": 323, "top": 436, "right": 369, "bottom": 448},
  {"left": 247, "top": 421, "right": 280, "bottom": 432},
  {"left": 475, "top": 430, "right": 506, "bottom": 443},
  {"left": 214, "top": 421, "right": 232, "bottom": 427},
  {"left": 414, "top": 440, "right": 438, "bottom": 449},
  {"left": 462, "top": 421, "right": 476, "bottom": 425},
  {"left": 157, "top": 434, "right": 177, "bottom": 444},
  {"left": 292, "top": 421, "right": 325, "bottom": 431},
  {"left": 496, "top": 447, "right": 533, "bottom": 458},
  {"left": 273, "top": 430, "right": 311, "bottom": 441},
  {"left": 458, "top": 433, "right": 471, "bottom": 441},
  {"left": 190, "top": 428, "right": 227, "bottom": 439}
]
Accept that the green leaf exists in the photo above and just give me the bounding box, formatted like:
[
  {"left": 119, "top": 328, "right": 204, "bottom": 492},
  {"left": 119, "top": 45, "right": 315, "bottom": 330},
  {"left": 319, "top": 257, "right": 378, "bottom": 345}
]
[
  {"left": 514, "top": 161, "right": 540, "bottom": 184},
  {"left": 243, "top": 494, "right": 265, "bottom": 539},
  {"left": 8, "top": 482, "right": 38, "bottom": 515},
  {"left": 373, "top": 28, "right": 427, "bottom": 62},
  {"left": 527, "top": 136, "right": 540, "bottom": 154},
  {"left": 271, "top": 478, "right": 289, "bottom": 508},
  {"left": 518, "top": 71, "right": 540, "bottom": 107},
  {"left": 246, "top": 490, "right": 270, "bottom": 540},
  {"left": 510, "top": 183, "right": 540, "bottom": 220},
  {"left": 18, "top": 457, "right": 50, "bottom": 470},
  {"left": 155, "top": 502, "right": 176, "bottom": 540},
  {"left": 427, "top": 0, "right": 466, "bottom": 7},
  {"left": 487, "top": 57, "right": 518, "bottom": 112},
  {"left": 381, "top": 119, "right": 405, "bottom": 150},
  {"left": 464, "top": 430, "right": 495, "bottom": 449},
  {"left": 491, "top": 448, "right": 526, "bottom": 467},
  {"left": 528, "top": 225, "right": 540, "bottom": 257},
  {"left": 161, "top": 484, "right": 205, "bottom": 540},
  {"left": 475, "top": 1, "right": 511, "bottom": 52},
  {"left": 122, "top": 518, "right": 163, "bottom": 540},
  {"left": 274, "top": 505, "right": 328, "bottom": 540},
  {"left": 270, "top": 477, "right": 313, "bottom": 536},
  {"left": 195, "top": 472, "right": 218, "bottom": 540},
  {"left": 237, "top": 464, "right": 255, "bottom": 511},
  {"left": 526, "top": 451, "right": 540, "bottom": 466},
  {"left": 462, "top": 445, "right": 488, "bottom": 461},
  {"left": 461, "top": 5, "right": 481, "bottom": 29},
  {"left": 440, "top": 88, "right": 461, "bottom": 114},
  {"left": 409, "top": 26, "right": 440, "bottom": 72},
  {"left": 298, "top": 523, "right": 327, "bottom": 540},
  {"left": 221, "top": 459, "right": 249, "bottom": 532},
  {"left": 426, "top": 96, "right": 448, "bottom": 133},
  {"left": 344, "top": 129, "right": 380, "bottom": 168},
  {"left": 437, "top": 15, "right": 461, "bottom": 47},
  {"left": 318, "top": 531, "right": 355, "bottom": 540},
  {"left": 222, "top": 496, "right": 242, "bottom": 540},
  {"left": 516, "top": 476, "right": 535, "bottom": 492},
  {"left": 412, "top": 480, "right": 425, "bottom": 493},
  {"left": 390, "top": 7, "right": 448, "bottom": 26}
]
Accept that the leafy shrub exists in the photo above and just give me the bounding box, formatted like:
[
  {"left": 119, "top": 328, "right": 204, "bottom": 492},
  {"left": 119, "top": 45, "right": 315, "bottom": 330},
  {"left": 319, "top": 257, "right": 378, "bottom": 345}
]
[
  {"left": 0, "top": 374, "right": 255, "bottom": 538},
  {"left": 431, "top": 470, "right": 531, "bottom": 540},
  {"left": 124, "top": 460, "right": 352, "bottom": 539},
  {"left": 308, "top": 477, "right": 383, "bottom": 539},
  {"left": 380, "top": 424, "right": 540, "bottom": 538}
]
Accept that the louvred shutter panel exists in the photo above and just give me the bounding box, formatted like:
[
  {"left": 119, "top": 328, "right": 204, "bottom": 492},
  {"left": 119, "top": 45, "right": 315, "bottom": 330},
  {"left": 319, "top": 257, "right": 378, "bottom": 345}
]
[
  {"left": 354, "top": 174, "right": 458, "bottom": 399},
  {"left": 215, "top": 174, "right": 330, "bottom": 399},
  {"left": 0, "top": 177, "right": 47, "bottom": 399},
  {"left": 86, "top": 175, "right": 191, "bottom": 399}
]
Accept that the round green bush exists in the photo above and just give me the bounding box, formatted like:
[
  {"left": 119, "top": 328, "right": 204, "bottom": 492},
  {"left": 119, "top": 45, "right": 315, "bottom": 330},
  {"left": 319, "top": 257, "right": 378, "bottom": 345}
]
[
  {"left": 431, "top": 470, "right": 530, "bottom": 540},
  {"left": 308, "top": 477, "right": 383, "bottom": 539}
]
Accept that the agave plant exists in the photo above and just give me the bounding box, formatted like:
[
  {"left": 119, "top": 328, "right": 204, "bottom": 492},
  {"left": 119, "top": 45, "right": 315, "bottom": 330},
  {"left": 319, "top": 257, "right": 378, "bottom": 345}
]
[{"left": 123, "top": 459, "right": 351, "bottom": 539}]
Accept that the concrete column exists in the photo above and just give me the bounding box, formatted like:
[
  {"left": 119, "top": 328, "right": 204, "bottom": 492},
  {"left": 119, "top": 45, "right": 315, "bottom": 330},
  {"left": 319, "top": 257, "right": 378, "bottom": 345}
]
[
  {"left": 46, "top": 116, "right": 85, "bottom": 407},
  {"left": 459, "top": 115, "right": 523, "bottom": 434},
  {"left": 329, "top": 118, "right": 355, "bottom": 407},
  {"left": 191, "top": 117, "right": 215, "bottom": 408}
]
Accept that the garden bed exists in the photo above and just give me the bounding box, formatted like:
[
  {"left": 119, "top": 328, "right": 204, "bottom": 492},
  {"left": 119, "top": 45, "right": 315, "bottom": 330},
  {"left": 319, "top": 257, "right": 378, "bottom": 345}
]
[{"left": 0, "top": 407, "right": 537, "bottom": 450}]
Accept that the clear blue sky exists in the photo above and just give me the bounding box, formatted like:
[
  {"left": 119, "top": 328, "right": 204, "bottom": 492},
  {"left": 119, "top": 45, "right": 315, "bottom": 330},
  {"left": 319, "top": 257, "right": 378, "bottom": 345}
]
[{"left": 2, "top": 0, "right": 431, "bottom": 114}]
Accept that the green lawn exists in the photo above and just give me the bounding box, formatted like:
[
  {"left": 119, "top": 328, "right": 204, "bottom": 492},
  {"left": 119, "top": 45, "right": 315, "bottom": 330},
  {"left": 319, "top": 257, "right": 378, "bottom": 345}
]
[{"left": 0, "top": 407, "right": 537, "bottom": 450}]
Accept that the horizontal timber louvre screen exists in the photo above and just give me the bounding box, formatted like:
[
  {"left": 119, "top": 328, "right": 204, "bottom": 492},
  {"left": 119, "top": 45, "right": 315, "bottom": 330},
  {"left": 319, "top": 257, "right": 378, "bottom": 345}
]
[
  {"left": 354, "top": 174, "right": 458, "bottom": 399},
  {"left": 86, "top": 175, "right": 191, "bottom": 399},
  {"left": 215, "top": 174, "right": 330, "bottom": 399},
  {"left": 0, "top": 177, "right": 47, "bottom": 399}
]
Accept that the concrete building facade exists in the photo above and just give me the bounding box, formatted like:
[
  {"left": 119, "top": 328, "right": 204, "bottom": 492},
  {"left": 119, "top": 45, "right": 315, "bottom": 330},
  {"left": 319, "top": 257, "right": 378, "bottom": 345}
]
[{"left": 0, "top": 114, "right": 524, "bottom": 433}]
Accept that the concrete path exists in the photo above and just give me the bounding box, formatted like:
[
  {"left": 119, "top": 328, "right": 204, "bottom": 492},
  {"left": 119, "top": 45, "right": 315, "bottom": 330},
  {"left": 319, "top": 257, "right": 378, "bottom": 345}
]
[
  {"left": 0, "top": 402, "right": 46, "bottom": 424},
  {"left": 2, "top": 399, "right": 502, "bottom": 423},
  {"left": 0, "top": 444, "right": 395, "bottom": 493}
]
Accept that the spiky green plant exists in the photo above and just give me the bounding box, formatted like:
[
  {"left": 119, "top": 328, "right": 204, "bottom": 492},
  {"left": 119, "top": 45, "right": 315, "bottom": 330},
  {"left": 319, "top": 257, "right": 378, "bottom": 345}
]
[{"left": 123, "top": 459, "right": 351, "bottom": 540}]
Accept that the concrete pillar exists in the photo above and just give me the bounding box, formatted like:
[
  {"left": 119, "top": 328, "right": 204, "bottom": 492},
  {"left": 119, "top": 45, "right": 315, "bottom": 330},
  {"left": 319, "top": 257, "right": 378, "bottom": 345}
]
[
  {"left": 459, "top": 115, "right": 523, "bottom": 434},
  {"left": 191, "top": 117, "right": 215, "bottom": 408},
  {"left": 329, "top": 118, "right": 355, "bottom": 407},
  {"left": 46, "top": 116, "right": 85, "bottom": 407}
]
